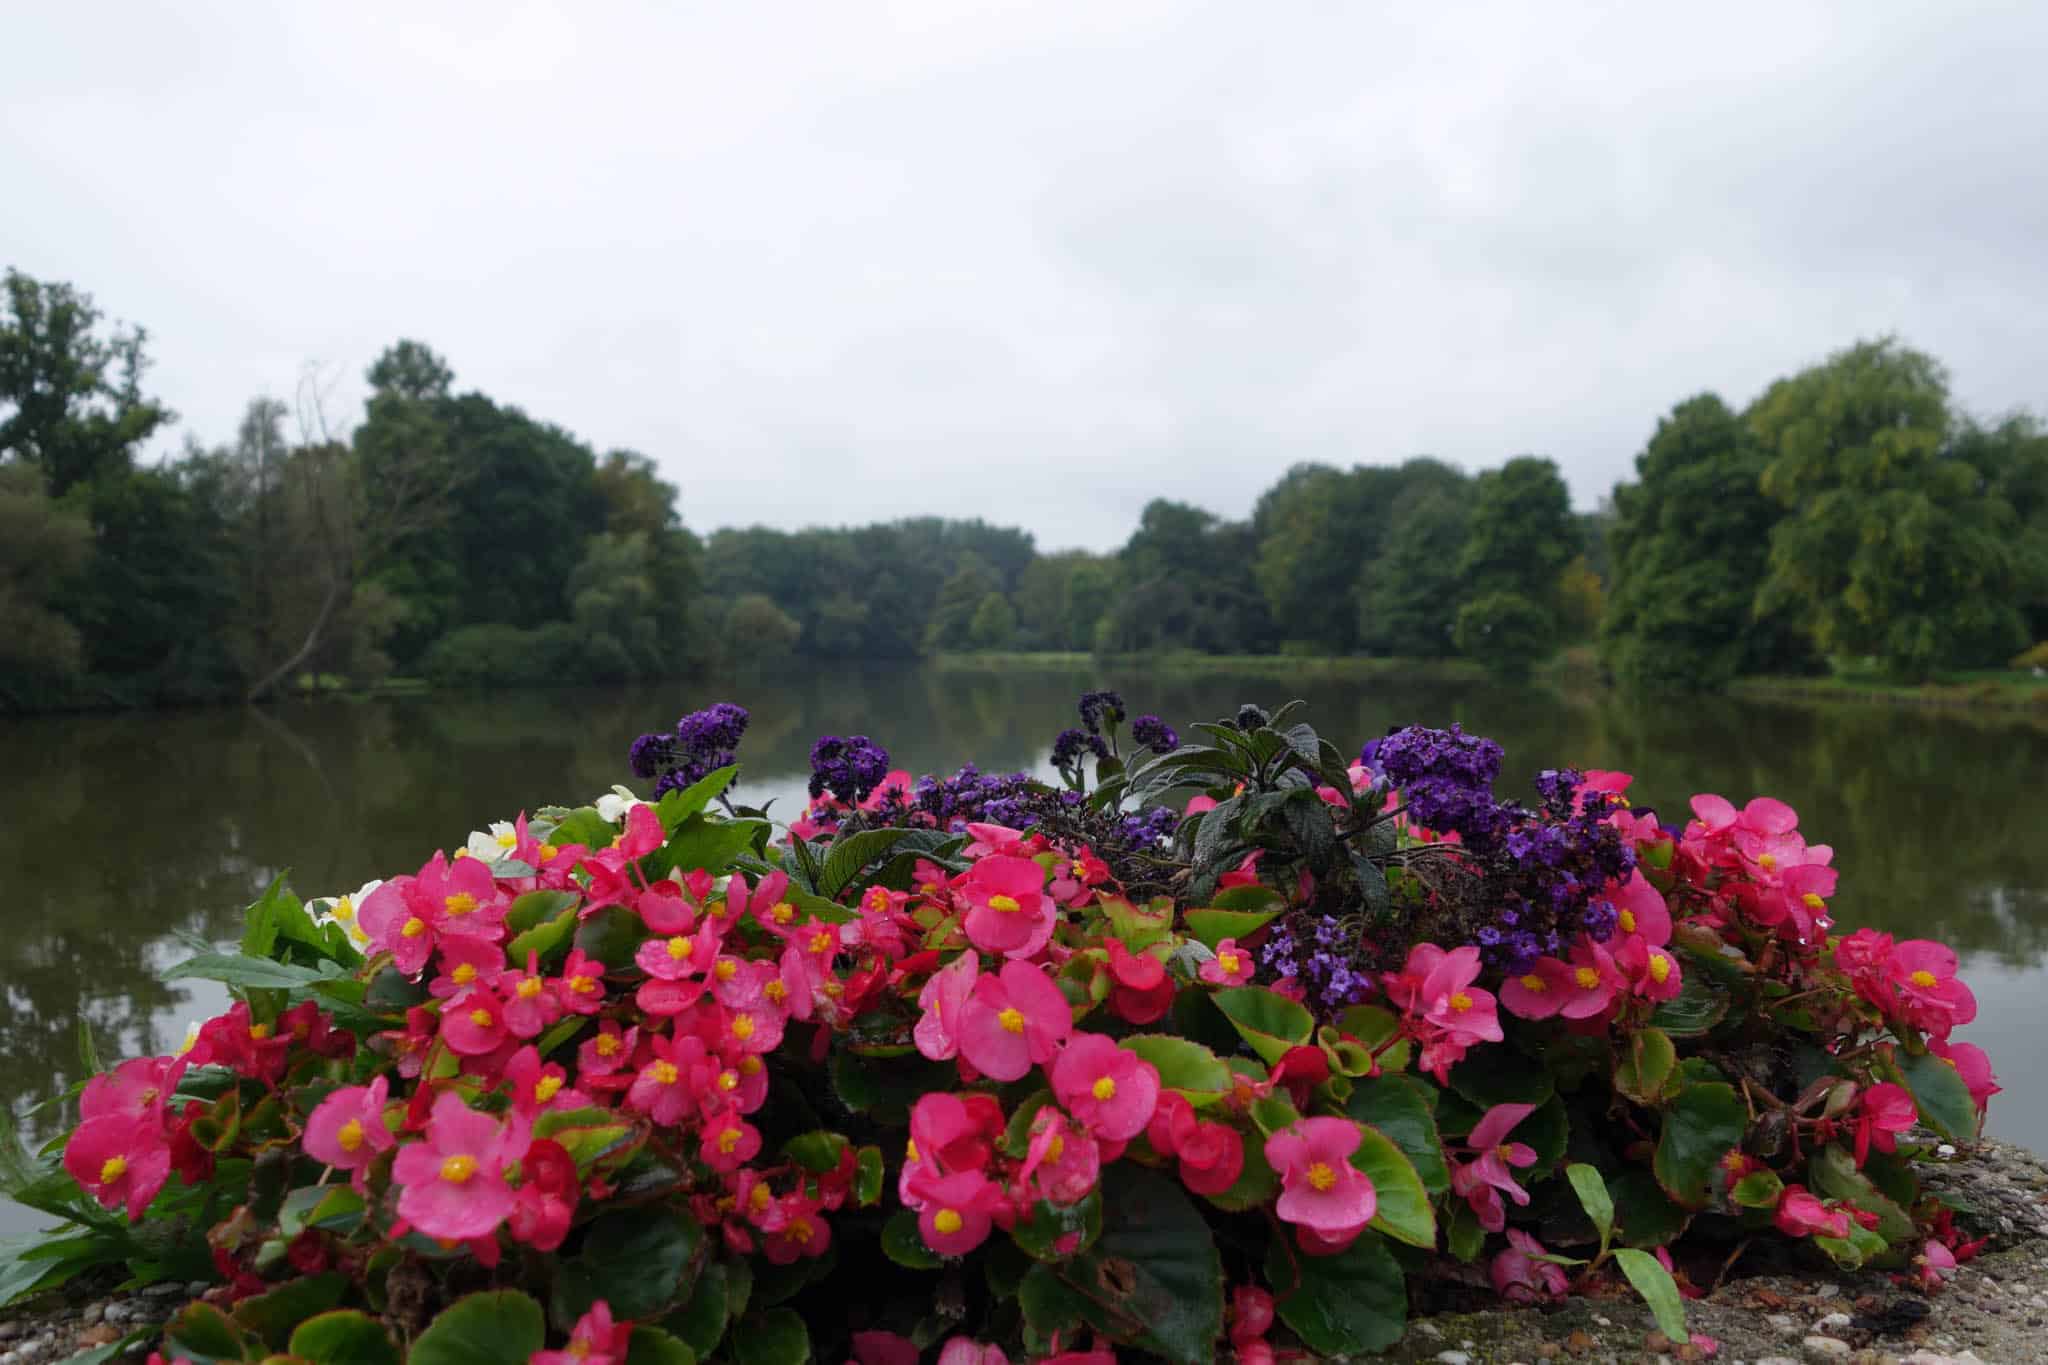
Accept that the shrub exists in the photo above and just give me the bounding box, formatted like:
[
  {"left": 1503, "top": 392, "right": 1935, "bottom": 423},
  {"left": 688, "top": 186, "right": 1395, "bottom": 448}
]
[
  {"left": 9, "top": 698, "right": 1998, "bottom": 1363},
  {"left": 1454, "top": 590, "right": 1555, "bottom": 680}
]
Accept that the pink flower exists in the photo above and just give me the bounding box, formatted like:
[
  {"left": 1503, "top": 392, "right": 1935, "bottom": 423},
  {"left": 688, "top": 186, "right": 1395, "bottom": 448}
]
[
  {"left": 1199, "top": 938, "right": 1256, "bottom": 987},
  {"left": 959, "top": 855, "right": 1054, "bottom": 957},
  {"left": 1051, "top": 1033, "right": 1160, "bottom": 1142},
  {"left": 509, "top": 1138, "right": 578, "bottom": 1252},
  {"left": 1852, "top": 1082, "right": 1917, "bottom": 1166},
  {"left": 1386, "top": 943, "right": 1503, "bottom": 1080},
  {"left": 700, "top": 1107, "right": 763, "bottom": 1173},
  {"left": 1607, "top": 870, "right": 1671, "bottom": 945},
  {"left": 555, "top": 948, "right": 607, "bottom": 1014},
  {"left": 441, "top": 986, "right": 512, "bottom": 1056},
  {"left": 1264, "top": 1117, "right": 1376, "bottom": 1237},
  {"left": 64, "top": 1117, "right": 171, "bottom": 1220},
  {"left": 625, "top": 1032, "right": 707, "bottom": 1127},
  {"left": 1613, "top": 937, "right": 1684, "bottom": 1003},
  {"left": 1930, "top": 1039, "right": 2000, "bottom": 1115},
  {"left": 416, "top": 851, "right": 507, "bottom": 940},
  {"left": 1491, "top": 1228, "right": 1568, "bottom": 1302},
  {"left": 531, "top": 1300, "right": 630, "bottom": 1365},
  {"left": 428, "top": 937, "right": 505, "bottom": 1000},
  {"left": 1773, "top": 1185, "right": 1850, "bottom": 1240},
  {"left": 303, "top": 1076, "right": 394, "bottom": 1185},
  {"left": 1105, "top": 938, "right": 1175, "bottom": 1024},
  {"left": 577, "top": 1020, "right": 636, "bottom": 1077},
  {"left": 957, "top": 961, "right": 1073, "bottom": 1081},
  {"left": 392, "top": 1091, "right": 528, "bottom": 1242},
  {"left": 634, "top": 919, "right": 718, "bottom": 1016},
  {"left": 358, "top": 877, "right": 437, "bottom": 976},
  {"left": 1499, "top": 956, "right": 1575, "bottom": 1020},
  {"left": 496, "top": 952, "right": 563, "bottom": 1038},
  {"left": 1915, "top": 1237, "right": 1960, "bottom": 1289},
  {"left": 504, "top": 1047, "right": 586, "bottom": 1117},
  {"left": 853, "top": 1332, "right": 924, "bottom": 1365},
  {"left": 1016, "top": 1107, "right": 1102, "bottom": 1207},
  {"left": 79, "top": 1056, "right": 185, "bottom": 1125},
  {"left": 1449, "top": 1103, "right": 1538, "bottom": 1232},
  {"left": 1559, "top": 940, "right": 1624, "bottom": 1019},
  {"left": 934, "top": 1338, "right": 1009, "bottom": 1365},
  {"left": 907, "top": 1167, "right": 1007, "bottom": 1257},
  {"left": 1147, "top": 1093, "right": 1245, "bottom": 1197},
  {"left": 914, "top": 952, "right": 979, "bottom": 1063},
  {"left": 1885, "top": 940, "right": 1977, "bottom": 1039}
]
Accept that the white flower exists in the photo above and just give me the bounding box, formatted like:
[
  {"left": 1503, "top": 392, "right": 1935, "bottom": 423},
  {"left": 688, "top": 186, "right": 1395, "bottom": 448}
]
[
  {"left": 595, "top": 786, "right": 646, "bottom": 823},
  {"left": 311, "top": 879, "right": 383, "bottom": 947},
  {"left": 464, "top": 821, "right": 521, "bottom": 862}
]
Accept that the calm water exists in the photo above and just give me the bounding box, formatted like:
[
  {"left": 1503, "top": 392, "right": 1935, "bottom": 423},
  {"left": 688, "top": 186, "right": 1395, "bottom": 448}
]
[{"left": 5, "top": 665, "right": 2045, "bottom": 1237}]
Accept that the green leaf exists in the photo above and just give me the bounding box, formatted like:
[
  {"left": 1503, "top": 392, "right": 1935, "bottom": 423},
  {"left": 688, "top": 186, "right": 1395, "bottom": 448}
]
[
  {"left": 1614, "top": 1027, "right": 1678, "bottom": 1106},
  {"left": 782, "top": 1130, "right": 849, "bottom": 1174},
  {"left": 1610, "top": 1168, "right": 1691, "bottom": 1248},
  {"left": 1899, "top": 1048, "right": 1979, "bottom": 1142},
  {"left": 1445, "top": 1198, "right": 1486, "bottom": 1263},
  {"left": 1210, "top": 986, "right": 1314, "bottom": 1065},
  {"left": 0, "top": 1233, "right": 116, "bottom": 1309},
  {"left": 571, "top": 905, "right": 646, "bottom": 970},
  {"left": 1566, "top": 1163, "right": 1615, "bottom": 1253},
  {"left": 1333, "top": 1003, "right": 1408, "bottom": 1073},
  {"left": 161, "top": 951, "right": 344, "bottom": 991},
  {"left": 625, "top": 1326, "right": 699, "bottom": 1365},
  {"left": 1351, "top": 1124, "right": 1436, "bottom": 1249},
  {"left": 657, "top": 765, "right": 738, "bottom": 827},
  {"left": 729, "top": 1309, "right": 809, "bottom": 1365},
  {"left": 1653, "top": 1081, "right": 1746, "bottom": 1208},
  {"left": 233, "top": 1272, "right": 347, "bottom": 1348},
  {"left": 1648, "top": 967, "right": 1730, "bottom": 1037},
  {"left": 1263, "top": 1227, "right": 1407, "bottom": 1356},
  {"left": 1031, "top": 1166, "right": 1223, "bottom": 1363},
  {"left": 1731, "top": 1169, "right": 1786, "bottom": 1210},
  {"left": 1447, "top": 1046, "right": 1555, "bottom": 1108},
  {"left": 1810, "top": 1143, "right": 1913, "bottom": 1242},
  {"left": 854, "top": 1145, "right": 884, "bottom": 1206},
  {"left": 1182, "top": 906, "right": 1280, "bottom": 950},
  {"left": 505, "top": 905, "right": 579, "bottom": 967},
  {"left": 163, "top": 1301, "right": 257, "bottom": 1365},
  {"left": 505, "top": 889, "right": 580, "bottom": 934},
  {"left": 652, "top": 814, "right": 768, "bottom": 881},
  {"left": 410, "top": 1291, "right": 547, "bottom": 1365},
  {"left": 1814, "top": 1221, "right": 1890, "bottom": 1269},
  {"left": 1119, "top": 1035, "right": 1231, "bottom": 1107},
  {"left": 1342, "top": 1074, "right": 1448, "bottom": 1195},
  {"left": 1010, "top": 1190, "right": 1103, "bottom": 1263},
  {"left": 552, "top": 1208, "right": 702, "bottom": 1326},
  {"left": 664, "top": 1261, "right": 733, "bottom": 1358},
  {"left": 817, "top": 828, "right": 919, "bottom": 899},
  {"left": 881, "top": 1210, "right": 942, "bottom": 1269},
  {"left": 828, "top": 1048, "right": 954, "bottom": 1124},
  {"left": 548, "top": 806, "right": 618, "bottom": 851},
  {"left": 288, "top": 1309, "right": 402, "bottom": 1365},
  {"left": 1612, "top": 1247, "right": 1689, "bottom": 1342}
]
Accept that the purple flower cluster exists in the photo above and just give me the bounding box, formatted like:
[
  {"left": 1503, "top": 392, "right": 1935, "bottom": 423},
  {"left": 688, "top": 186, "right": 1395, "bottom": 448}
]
[
  {"left": 1117, "top": 805, "right": 1178, "bottom": 846},
  {"left": 807, "top": 734, "right": 891, "bottom": 804},
  {"left": 1078, "top": 689, "right": 1125, "bottom": 736},
  {"left": 870, "top": 763, "right": 1040, "bottom": 830},
  {"left": 1130, "top": 714, "right": 1178, "bottom": 753},
  {"left": 1260, "top": 915, "right": 1372, "bottom": 1014},
  {"left": 1051, "top": 727, "right": 1110, "bottom": 780},
  {"left": 629, "top": 702, "right": 750, "bottom": 796},
  {"left": 1373, "top": 723, "right": 1510, "bottom": 846}
]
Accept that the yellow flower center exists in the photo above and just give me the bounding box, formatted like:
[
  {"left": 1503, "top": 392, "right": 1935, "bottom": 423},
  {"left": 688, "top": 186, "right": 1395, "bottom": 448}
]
[
  {"left": 468, "top": 1008, "right": 494, "bottom": 1027},
  {"left": 453, "top": 848, "right": 470, "bottom": 859},
  {"left": 649, "top": 1060, "right": 679, "bottom": 1085},
  {"left": 1046, "top": 1134, "right": 1065, "bottom": 1161},
  {"left": 535, "top": 1076, "right": 563, "bottom": 1102},
  {"left": 496, "top": 831, "right": 517, "bottom": 849},
  {"left": 732, "top": 1014, "right": 756, "bottom": 1040},
  {"left": 1648, "top": 953, "right": 1671, "bottom": 984},
  {"left": 715, "top": 959, "right": 738, "bottom": 981},
  {"left": 865, "top": 887, "right": 889, "bottom": 912},
  {"left": 402, "top": 916, "right": 428, "bottom": 938},
  {"left": 998, "top": 1007, "right": 1027, "bottom": 1034},
  {"left": 1802, "top": 893, "right": 1827, "bottom": 910},
  {"left": 538, "top": 843, "right": 560, "bottom": 863},
  {"left": 1305, "top": 1161, "right": 1337, "bottom": 1192},
  {"left": 764, "top": 980, "right": 788, "bottom": 1003},
  {"left": 1574, "top": 967, "right": 1601, "bottom": 990},
  {"left": 823, "top": 982, "right": 843, "bottom": 998},
  {"left": 740, "top": 1056, "right": 763, "bottom": 1076},
  {"left": 1519, "top": 973, "right": 1547, "bottom": 993},
  {"left": 570, "top": 1341, "right": 593, "bottom": 1359},
  {"left": 1090, "top": 1076, "right": 1117, "bottom": 1102},
  {"left": 596, "top": 1033, "right": 621, "bottom": 1056},
  {"left": 788, "top": 1217, "right": 815, "bottom": 1244},
  {"left": 933, "top": 1208, "right": 964, "bottom": 1235},
  {"left": 666, "top": 936, "right": 693, "bottom": 961},
  {"left": 516, "top": 977, "right": 544, "bottom": 999},
  {"left": 452, "top": 963, "right": 478, "bottom": 985},
  {"left": 749, "top": 1182, "right": 773, "bottom": 1212},
  {"left": 337, "top": 1119, "right": 365, "bottom": 1152},
  {"left": 719, "top": 1069, "right": 740, "bottom": 1091},
  {"left": 333, "top": 897, "right": 355, "bottom": 924},
  {"left": 808, "top": 930, "right": 834, "bottom": 955},
  {"left": 439, "top": 1154, "right": 477, "bottom": 1183},
  {"left": 770, "top": 902, "right": 795, "bottom": 924},
  {"left": 248, "top": 1024, "right": 271, "bottom": 1040},
  {"left": 1448, "top": 991, "right": 1474, "bottom": 1012},
  {"left": 718, "top": 1127, "right": 742, "bottom": 1154},
  {"left": 987, "top": 894, "right": 1021, "bottom": 913},
  {"left": 570, "top": 975, "right": 599, "bottom": 995},
  {"left": 1217, "top": 951, "right": 1241, "bottom": 975},
  {"left": 99, "top": 1155, "right": 127, "bottom": 1184},
  {"left": 906, "top": 1137, "right": 921, "bottom": 1161},
  {"left": 1758, "top": 853, "right": 1778, "bottom": 872},
  {"left": 444, "top": 892, "right": 478, "bottom": 916},
  {"left": 1618, "top": 909, "right": 1637, "bottom": 933},
  {"left": 1910, "top": 969, "right": 1938, "bottom": 989}
]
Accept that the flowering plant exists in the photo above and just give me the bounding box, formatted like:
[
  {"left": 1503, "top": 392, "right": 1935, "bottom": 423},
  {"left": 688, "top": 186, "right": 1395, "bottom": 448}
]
[{"left": 3, "top": 699, "right": 1999, "bottom": 1363}]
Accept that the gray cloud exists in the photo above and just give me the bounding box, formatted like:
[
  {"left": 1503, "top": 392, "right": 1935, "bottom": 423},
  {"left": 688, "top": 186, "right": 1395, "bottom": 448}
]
[{"left": 4, "top": 1, "right": 2044, "bottom": 552}]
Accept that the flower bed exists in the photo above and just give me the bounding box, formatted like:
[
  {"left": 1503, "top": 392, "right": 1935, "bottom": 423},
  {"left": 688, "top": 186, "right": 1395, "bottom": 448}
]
[{"left": 1, "top": 697, "right": 2001, "bottom": 1364}]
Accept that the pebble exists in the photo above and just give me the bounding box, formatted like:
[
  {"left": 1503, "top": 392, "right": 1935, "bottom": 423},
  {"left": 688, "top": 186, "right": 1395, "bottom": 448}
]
[
  {"left": 1435, "top": 1352, "right": 1472, "bottom": 1365},
  {"left": 81, "top": 1301, "right": 104, "bottom": 1326},
  {"left": 1416, "top": 1321, "right": 1443, "bottom": 1337},
  {"left": 1801, "top": 1336, "right": 1852, "bottom": 1361},
  {"left": 1814, "top": 1312, "right": 1853, "bottom": 1333},
  {"left": 1766, "top": 1313, "right": 1801, "bottom": 1334},
  {"left": 1755, "top": 1356, "right": 1801, "bottom": 1365}
]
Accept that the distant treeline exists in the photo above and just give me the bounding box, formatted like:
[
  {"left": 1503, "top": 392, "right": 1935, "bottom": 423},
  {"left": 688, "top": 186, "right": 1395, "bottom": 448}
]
[{"left": 4, "top": 266, "right": 2047, "bottom": 712}]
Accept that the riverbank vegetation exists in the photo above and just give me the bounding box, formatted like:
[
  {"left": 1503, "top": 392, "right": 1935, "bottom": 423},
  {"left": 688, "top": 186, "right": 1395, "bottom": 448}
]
[{"left": 4, "top": 267, "right": 2046, "bottom": 713}]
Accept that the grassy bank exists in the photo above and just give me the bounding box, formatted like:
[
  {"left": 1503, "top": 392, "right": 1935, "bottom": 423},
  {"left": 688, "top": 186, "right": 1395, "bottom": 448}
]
[
  {"left": 931, "top": 650, "right": 1496, "bottom": 682},
  {"left": 1730, "top": 669, "right": 2048, "bottom": 710}
]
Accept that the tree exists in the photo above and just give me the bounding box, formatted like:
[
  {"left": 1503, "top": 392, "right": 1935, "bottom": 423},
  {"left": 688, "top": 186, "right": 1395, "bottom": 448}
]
[
  {"left": 967, "top": 592, "right": 1018, "bottom": 650},
  {"left": 0, "top": 269, "right": 172, "bottom": 496},
  {"left": 1357, "top": 480, "right": 1472, "bottom": 658},
  {"left": 727, "top": 593, "right": 800, "bottom": 664},
  {"left": 1600, "top": 394, "right": 1807, "bottom": 689},
  {"left": 1751, "top": 339, "right": 2033, "bottom": 678},
  {"left": 1456, "top": 456, "right": 1579, "bottom": 612},
  {"left": 924, "top": 558, "right": 997, "bottom": 652},
  {"left": 1454, "top": 591, "right": 1553, "bottom": 681},
  {"left": 1252, "top": 463, "right": 1406, "bottom": 652},
  {"left": 0, "top": 463, "right": 93, "bottom": 688}
]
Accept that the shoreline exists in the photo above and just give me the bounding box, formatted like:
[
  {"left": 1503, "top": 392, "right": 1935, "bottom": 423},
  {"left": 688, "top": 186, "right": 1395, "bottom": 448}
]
[{"left": 6, "top": 1138, "right": 2044, "bottom": 1365}]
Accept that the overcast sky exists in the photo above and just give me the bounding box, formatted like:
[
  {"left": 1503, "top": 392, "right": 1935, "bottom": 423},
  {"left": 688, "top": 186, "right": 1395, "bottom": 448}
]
[{"left": 5, "top": 2, "right": 2045, "bottom": 551}]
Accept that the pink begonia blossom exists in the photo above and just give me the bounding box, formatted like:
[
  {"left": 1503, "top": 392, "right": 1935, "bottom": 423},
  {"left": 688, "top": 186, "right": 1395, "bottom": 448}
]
[
  {"left": 1853, "top": 1082, "right": 1917, "bottom": 1166},
  {"left": 428, "top": 936, "right": 505, "bottom": 1000},
  {"left": 699, "top": 1107, "right": 763, "bottom": 1172},
  {"left": 392, "top": 1091, "right": 528, "bottom": 1242},
  {"left": 956, "top": 960, "right": 1072, "bottom": 1082},
  {"left": 850, "top": 1331, "right": 923, "bottom": 1365},
  {"left": 441, "top": 985, "right": 511, "bottom": 1056},
  {"left": 1885, "top": 940, "right": 1978, "bottom": 1038},
  {"left": 934, "top": 1338, "right": 1009, "bottom": 1365},
  {"left": 1016, "top": 1106, "right": 1102, "bottom": 1206},
  {"left": 906, "top": 1167, "right": 1007, "bottom": 1257},
  {"left": 416, "top": 851, "right": 508, "bottom": 940},
  {"left": 914, "top": 951, "right": 979, "bottom": 1063},
  {"left": 1264, "top": 1117, "right": 1376, "bottom": 1238},
  {"left": 79, "top": 1055, "right": 185, "bottom": 1125},
  {"left": 1499, "top": 955, "right": 1577, "bottom": 1020},
  {"left": 1607, "top": 869, "right": 1671, "bottom": 945},
  {"left": 1051, "top": 1033, "right": 1161, "bottom": 1142},
  {"left": 303, "top": 1076, "right": 394, "bottom": 1185},
  {"left": 959, "top": 855, "right": 1054, "bottom": 957},
  {"left": 1930, "top": 1039, "right": 2001, "bottom": 1115},
  {"left": 1491, "top": 1228, "right": 1568, "bottom": 1302},
  {"left": 504, "top": 1047, "right": 587, "bottom": 1117},
  {"left": 63, "top": 1115, "right": 171, "bottom": 1220},
  {"left": 555, "top": 948, "right": 607, "bottom": 1014},
  {"left": 577, "top": 1020, "right": 636, "bottom": 1077},
  {"left": 530, "top": 1300, "right": 630, "bottom": 1365},
  {"left": 1613, "top": 936, "right": 1684, "bottom": 1003},
  {"left": 1199, "top": 938, "right": 1257, "bottom": 987},
  {"left": 496, "top": 951, "right": 563, "bottom": 1038},
  {"left": 1449, "top": 1102, "right": 1538, "bottom": 1231},
  {"left": 1773, "top": 1185, "right": 1850, "bottom": 1240}
]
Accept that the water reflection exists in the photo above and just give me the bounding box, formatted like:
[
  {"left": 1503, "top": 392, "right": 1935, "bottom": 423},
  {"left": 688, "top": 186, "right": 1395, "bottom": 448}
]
[{"left": 4, "top": 668, "right": 2043, "bottom": 1202}]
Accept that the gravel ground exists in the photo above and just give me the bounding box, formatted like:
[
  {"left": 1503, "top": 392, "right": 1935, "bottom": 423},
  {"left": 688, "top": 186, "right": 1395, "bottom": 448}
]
[{"left": 4, "top": 1140, "right": 2045, "bottom": 1364}]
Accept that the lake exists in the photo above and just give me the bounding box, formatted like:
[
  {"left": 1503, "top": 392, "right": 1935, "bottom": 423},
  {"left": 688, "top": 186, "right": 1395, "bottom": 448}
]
[{"left": 5, "top": 664, "right": 2044, "bottom": 1238}]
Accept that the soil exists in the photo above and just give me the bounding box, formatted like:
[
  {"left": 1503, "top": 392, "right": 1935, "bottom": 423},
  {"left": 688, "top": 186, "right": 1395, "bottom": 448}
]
[{"left": 6, "top": 1140, "right": 2046, "bottom": 1364}]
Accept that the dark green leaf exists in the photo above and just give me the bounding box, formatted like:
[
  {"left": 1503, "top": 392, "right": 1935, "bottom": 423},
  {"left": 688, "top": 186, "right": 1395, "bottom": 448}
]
[
  {"left": 653, "top": 815, "right": 768, "bottom": 881},
  {"left": 817, "top": 828, "right": 919, "bottom": 899},
  {"left": 551, "top": 1208, "right": 702, "bottom": 1326},
  {"left": 1610, "top": 1168, "right": 1691, "bottom": 1247},
  {"left": 881, "top": 1209, "right": 942, "bottom": 1269},
  {"left": 1653, "top": 1082, "right": 1746, "bottom": 1208},
  {"left": 506, "top": 889, "right": 581, "bottom": 933},
  {"left": 1264, "top": 1227, "right": 1407, "bottom": 1356},
  {"left": 1034, "top": 1166, "right": 1222, "bottom": 1363},
  {"left": 1181, "top": 906, "right": 1280, "bottom": 949},
  {"left": 729, "top": 1309, "right": 809, "bottom": 1365},
  {"left": 656, "top": 766, "right": 737, "bottom": 827},
  {"left": 505, "top": 906, "right": 579, "bottom": 968},
  {"left": 161, "top": 952, "right": 344, "bottom": 991},
  {"left": 232, "top": 1272, "right": 347, "bottom": 1348},
  {"left": 1343, "top": 1074, "right": 1448, "bottom": 1195},
  {"left": 1613, "top": 1247, "right": 1689, "bottom": 1342},
  {"left": 1566, "top": 1163, "right": 1614, "bottom": 1250},
  {"left": 410, "top": 1291, "right": 547, "bottom": 1365},
  {"left": 1210, "top": 986, "right": 1314, "bottom": 1065},
  {"left": 1614, "top": 1027, "right": 1678, "bottom": 1105},
  {"left": 1119, "top": 1035, "right": 1231, "bottom": 1107},
  {"left": 288, "top": 1309, "right": 402, "bottom": 1365},
  {"left": 1649, "top": 967, "right": 1730, "bottom": 1037},
  {"left": 782, "top": 1130, "right": 849, "bottom": 1174},
  {"left": 664, "top": 1261, "right": 733, "bottom": 1358},
  {"left": 1899, "top": 1048, "right": 1979, "bottom": 1143},
  {"left": 1351, "top": 1124, "right": 1435, "bottom": 1249},
  {"left": 163, "top": 1301, "right": 257, "bottom": 1365},
  {"left": 625, "top": 1326, "right": 698, "bottom": 1365},
  {"left": 571, "top": 905, "right": 646, "bottom": 970},
  {"left": 1448, "top": 1046, "right": 1555, "bottom": 1108},
  {"left": 1010, "top": 1190, "right": 1103, "bottom": 1263},
  {"left": 1809, "top": 1143, "right": 1913, "bottom": 1242}
]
